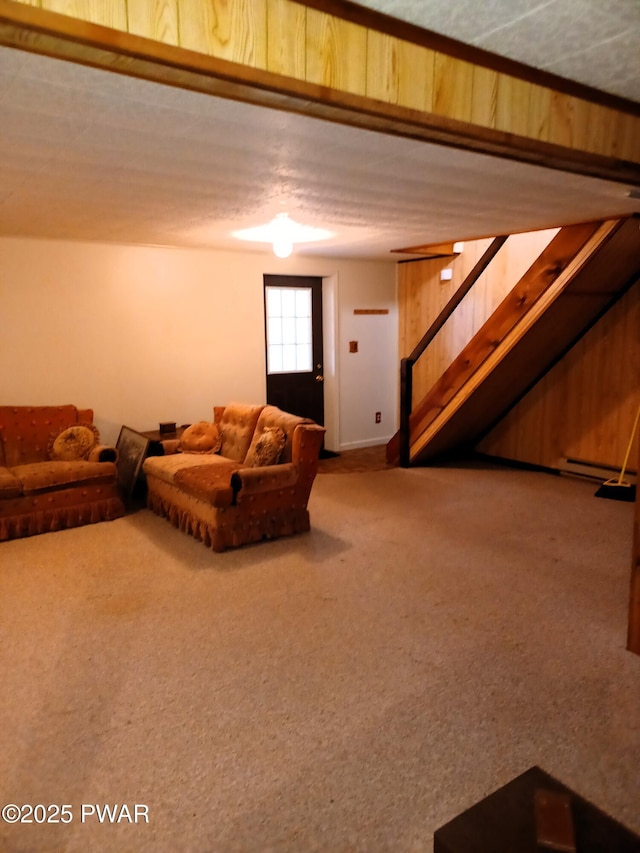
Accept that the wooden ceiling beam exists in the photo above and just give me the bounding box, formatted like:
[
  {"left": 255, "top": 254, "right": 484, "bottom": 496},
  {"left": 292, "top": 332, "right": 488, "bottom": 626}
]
[{"left": 1, "top": 0, "right": 640, "bottom": 187}]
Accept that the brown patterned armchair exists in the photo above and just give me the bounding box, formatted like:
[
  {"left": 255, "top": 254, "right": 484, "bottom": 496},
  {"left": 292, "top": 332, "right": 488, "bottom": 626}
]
[
  {"left": 0, "top": 405, "right": 124, "bottom": 541},
  {"left": 143, "top": 403, "right": 325, "bottom": 551}
]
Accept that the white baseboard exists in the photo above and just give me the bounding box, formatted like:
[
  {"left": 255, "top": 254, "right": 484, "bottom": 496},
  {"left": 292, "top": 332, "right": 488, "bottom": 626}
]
[{"left": 339, "top": 436, "right": 394, "bottom": 451}]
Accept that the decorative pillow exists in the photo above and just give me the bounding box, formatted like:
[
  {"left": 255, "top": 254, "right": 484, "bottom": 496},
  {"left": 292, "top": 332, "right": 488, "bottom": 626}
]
[
  {"left": 48, "top": 423, "right": 100, "bottom": 461},
  {"left": 244, "top": 426, "right": 286, "bottom": 468},
  {"left": 178, "top": 421, "right": 222, "bottom": 455}
]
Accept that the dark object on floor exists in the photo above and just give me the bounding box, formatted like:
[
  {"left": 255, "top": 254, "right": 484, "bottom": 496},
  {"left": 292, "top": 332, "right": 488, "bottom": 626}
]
[
  {"left": 534, "top": 788, "right": 575, "bottom": 852},
  {"left": 319, "top": 448, "right": 339, "bottom": 459},
  {"left": 595, "top": 402, "right": 639, "bottom": 503},
  {"left": 434, "top": 765, "right": 640, "bottom": 852},
  {"left": 595, "top": 481, "right": 636, "bottom": 502}
]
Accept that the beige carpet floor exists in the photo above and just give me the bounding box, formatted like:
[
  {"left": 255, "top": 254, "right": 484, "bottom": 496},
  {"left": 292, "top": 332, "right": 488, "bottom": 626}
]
[{"left": 1, "top": 461, "right": 639, "bottom": 853}]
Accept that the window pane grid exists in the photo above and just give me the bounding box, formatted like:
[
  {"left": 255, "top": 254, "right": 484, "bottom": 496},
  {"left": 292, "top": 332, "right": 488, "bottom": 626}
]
[{"left": 266, "top": 286, "right": 313, "bottom": 374}]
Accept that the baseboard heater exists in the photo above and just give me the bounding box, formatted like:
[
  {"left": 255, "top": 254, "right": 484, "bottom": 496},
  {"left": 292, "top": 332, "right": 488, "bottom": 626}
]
[{"left": 559, "top": 457, "right": 637, "bottom": 484}]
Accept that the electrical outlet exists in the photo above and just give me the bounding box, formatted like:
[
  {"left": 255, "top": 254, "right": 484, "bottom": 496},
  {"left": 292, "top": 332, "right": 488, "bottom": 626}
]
[{"left": 375, "top": 412, "right": 381, "bottom": 423}]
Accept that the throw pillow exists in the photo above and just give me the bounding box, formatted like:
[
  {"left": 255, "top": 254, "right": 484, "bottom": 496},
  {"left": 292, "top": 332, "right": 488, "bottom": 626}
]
[
  {"left": 244, "top": 426, "right": 286, "bottom": 467},
  {"left": 178, "top": 421, "right": 222, "bottom": 455},
  {"left": 48, "top": 423, "right": 100, "bottom": 461}
]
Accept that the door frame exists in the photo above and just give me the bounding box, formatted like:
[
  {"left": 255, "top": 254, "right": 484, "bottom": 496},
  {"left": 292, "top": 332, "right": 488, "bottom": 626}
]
[
  {"left": 320, "top": 273, "right": 339, "bottom": 453},
  {"left": 261, "top": 270, "right": 340, "bottom": 452},
  {"left": 263, "top": 274, "right": 325, "bottom": 427}
]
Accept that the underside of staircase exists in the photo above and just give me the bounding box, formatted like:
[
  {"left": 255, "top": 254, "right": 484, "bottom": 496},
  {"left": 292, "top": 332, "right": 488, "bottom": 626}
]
[{"left": 389, "top": 214, "right": 640, "bottom": 466}]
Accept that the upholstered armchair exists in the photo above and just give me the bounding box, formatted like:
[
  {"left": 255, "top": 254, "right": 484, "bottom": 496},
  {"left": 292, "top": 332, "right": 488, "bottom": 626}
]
[{"left": 143, "top": 403, "right": 325, "bottom": 551}]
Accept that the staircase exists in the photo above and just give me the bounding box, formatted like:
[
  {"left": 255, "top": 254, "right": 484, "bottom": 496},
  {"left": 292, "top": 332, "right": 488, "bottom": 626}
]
[{"left": 389, "top": 215, "right": 640, "bottom": 466}]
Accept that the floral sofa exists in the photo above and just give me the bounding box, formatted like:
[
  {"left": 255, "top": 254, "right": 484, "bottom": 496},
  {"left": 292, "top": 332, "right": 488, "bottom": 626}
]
[
  {"left": 0, "top": 405, "right": 125, "bottom": 541},
  {"left": 143, "top": 403, "right": 325, "bottom": 551}
]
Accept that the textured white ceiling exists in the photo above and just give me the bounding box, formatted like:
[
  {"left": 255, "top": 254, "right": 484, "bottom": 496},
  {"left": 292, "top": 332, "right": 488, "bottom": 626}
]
[
  {"left": 0, "top": 0, "right": 639, "bottom": 260},
  {"left": 356, "top": 0, "right": 640, "bottom": 103}
]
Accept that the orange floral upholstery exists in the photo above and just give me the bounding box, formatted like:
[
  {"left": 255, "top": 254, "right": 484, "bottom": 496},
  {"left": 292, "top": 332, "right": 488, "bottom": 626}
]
[
  {"left": 0, "top": 405, "right": 125, "bottom": 541},
  {"left": 218, "top": 403, "right": 264, "bottom": 461},
  {"left": 178, "top": 421, "right": 222, "bottom": 455},
  {"left": 173, "top": 460, "right": 239, "bottom": 507},
  {"left": 12, "top": 460, "right": 116, "bottom": 494},
  {"left": 48, "top": 423, "right": 100, "bottom": 461},
  {"left": 0, "top": 404, "right": 79, "bottom": 467},
  {"left": 0, "top": 467, "right": 22, "bottom": 498},
  {"left": 143, "top": 404, "right": 325, "bottom": 551}
]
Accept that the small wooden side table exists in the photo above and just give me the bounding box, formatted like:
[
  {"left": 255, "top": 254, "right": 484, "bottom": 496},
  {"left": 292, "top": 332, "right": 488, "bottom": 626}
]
[{"left": 138, "top": 426, "right": 188, "bottom": 445}]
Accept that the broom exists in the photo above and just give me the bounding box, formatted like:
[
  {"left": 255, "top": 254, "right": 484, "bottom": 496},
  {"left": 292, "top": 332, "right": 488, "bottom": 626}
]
[{"left": 594, "top": 402, "right": 639, "bottom": 502}]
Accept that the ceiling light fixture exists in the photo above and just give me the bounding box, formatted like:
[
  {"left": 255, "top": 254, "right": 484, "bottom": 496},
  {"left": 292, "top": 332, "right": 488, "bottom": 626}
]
[
  {"left": 233, "top": 213, "right": 332, "bottom": 257},
  {"left": 272, "top": 214, "right": 294, "bottom": 258},
  {"left": 273, "top": 235, "right": 293, "bottom": 259}
]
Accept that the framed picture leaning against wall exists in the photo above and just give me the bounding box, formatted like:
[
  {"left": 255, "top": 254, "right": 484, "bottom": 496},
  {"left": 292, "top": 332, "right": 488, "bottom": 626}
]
[{"left": 115, "top": 426, "right": 150, "bottom": 500}]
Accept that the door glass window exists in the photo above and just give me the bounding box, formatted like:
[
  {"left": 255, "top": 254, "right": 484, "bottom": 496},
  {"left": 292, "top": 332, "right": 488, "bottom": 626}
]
[{"left": 265, "top": 286, "right": 312, "bottom": 373}]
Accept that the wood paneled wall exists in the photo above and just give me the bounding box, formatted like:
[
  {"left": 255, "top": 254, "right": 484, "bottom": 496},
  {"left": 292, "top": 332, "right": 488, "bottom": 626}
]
[
  {"left": 478, "top": 280, "right": 640, "bottom": 472},
  {"left": 629, "top": 439, "right": 640, "bottom": 654},
  {"left": 398, "top": 236, "right": 640, "bottom": 472},
  {"left": 8, "top": 0, "right": 640, "bottom": 166}
]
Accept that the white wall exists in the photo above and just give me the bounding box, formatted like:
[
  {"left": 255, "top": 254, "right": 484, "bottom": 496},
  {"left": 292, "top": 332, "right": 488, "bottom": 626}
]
[
  {"left": 336, "top": 273, "right": 400, "bottom": 449},
  {"left": 0, "top": 237, "right": 398, "bottom": 450}
]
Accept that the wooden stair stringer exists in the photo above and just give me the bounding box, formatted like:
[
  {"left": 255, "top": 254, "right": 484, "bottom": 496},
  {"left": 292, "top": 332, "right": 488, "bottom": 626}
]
[
  {"left": 407, "top": 221, "right": 604, "bottom": 445},
  {"left": 409, "top": 217, "right": 627, "bottom": 463}
]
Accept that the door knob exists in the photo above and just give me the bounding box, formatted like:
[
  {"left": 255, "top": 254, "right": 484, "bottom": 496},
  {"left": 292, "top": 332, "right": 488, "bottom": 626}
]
[{"left": 315, "top": 374, "right": 324, "bottom": 382}]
